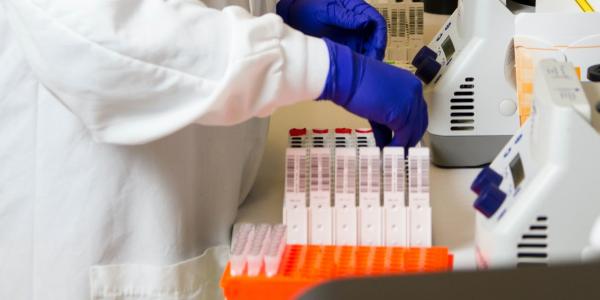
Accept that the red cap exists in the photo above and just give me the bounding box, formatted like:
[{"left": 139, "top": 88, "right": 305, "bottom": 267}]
[
  {"left": 355, "top": 128, "right": 373, "bottom": 134},
  {"left": 312, "top": 129, "right": 329, "bottom": 134},
  {"left": 335, "top": 128, "right": 352, "bottom": 134},
  {"left": 289, "top": 128, "right": 307, "bottom": 136}
]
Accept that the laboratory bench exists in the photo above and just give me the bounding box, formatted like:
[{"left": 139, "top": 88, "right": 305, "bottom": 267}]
[{"left": 235, "top": 13, "right": 480, "bottom": 270}]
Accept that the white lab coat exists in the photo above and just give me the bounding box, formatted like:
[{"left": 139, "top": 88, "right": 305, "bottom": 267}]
[{"left": 0, "top": 0, "right": 328, "bottom": 299}]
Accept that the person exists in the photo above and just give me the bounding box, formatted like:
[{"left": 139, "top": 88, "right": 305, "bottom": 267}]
[{"left": 0, "top": 0, "right": 427, "bottom": 299}]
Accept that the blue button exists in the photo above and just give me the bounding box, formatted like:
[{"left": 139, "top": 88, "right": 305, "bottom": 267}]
[
  {"left": 415, "top": 57, "right": 442, "bottom": 84},
  {"left": 412, "top": 46, "right": 438, "bottom": 69},
  {"left": 471, "top": 167, "right": 503, "bottom": 195},
  {"left": 473, "top": 185, "right": 507, "bottom": 218}
]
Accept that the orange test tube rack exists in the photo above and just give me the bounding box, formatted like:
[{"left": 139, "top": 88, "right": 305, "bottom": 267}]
[{"left": 221, "top": 244, "right": 453, "bottom": 300}]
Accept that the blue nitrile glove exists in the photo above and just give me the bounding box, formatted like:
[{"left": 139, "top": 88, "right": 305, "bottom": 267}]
[
  {"left": 277, "top": 0, "right": 387, "bottom": 61},
  {"left": 319, "top": 39, "right": 428, "bottom": 148},
  {"left": 276, "top": 0, "right": 390, "bottom": 145}
]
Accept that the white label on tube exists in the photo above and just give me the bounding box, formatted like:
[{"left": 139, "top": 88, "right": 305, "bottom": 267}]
[
  {"left": 309, "top": 148, "right": 333, "bottom": 245},
  {"left": 408, "top": 147, "right": 431, "bottom": 247},
  {"left": 334, "top": 147, "right": 358, "bottom": 245},
  {"left": 408, "top": 147, "right": 430, "bottom": 204},
  {"left": 358, "top": 147, "right": 382, "bottom": 246},
  {"left": 383, "top": 147, "right": 408, "bottom": 246},
  {"left": 284, "top": 148, "right": 308, "bottom": 244}
]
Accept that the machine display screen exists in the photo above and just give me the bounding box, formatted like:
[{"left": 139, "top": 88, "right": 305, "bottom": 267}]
[
  {"left": 441, "top": 36, "right": 455, "bottom": 59},
  {"left": 510, "top": 154, "right": 525, "bottom": 188}
]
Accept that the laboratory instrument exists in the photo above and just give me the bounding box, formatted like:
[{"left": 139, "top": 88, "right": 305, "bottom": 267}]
[
  {"left": 283, "top": 128, "right": 432, "bottom": 247},
  {"left": 411, "top": 0, "right": 534, "bottom": 167},
  {"left": 473, "top": 59, "right": 600, "bottom": 269}
]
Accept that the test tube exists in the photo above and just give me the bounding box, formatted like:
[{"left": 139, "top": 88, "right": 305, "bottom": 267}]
[
  {"left": 358, "top": 147, "right": 383, "bottom": 246},
  {"left": 383, "top": 147, "right": 408, "bottom": 246},
  {"left": 333, "top": 147, "right": 358, "bottom": 245},
  {"left": 285, "top": 128, "right": 311, "bottom": 244},
  {"left": 408, "top": 147, "right": 431, "bottom": 247},
  {"left": 308, "top": 136, "right": 333, "bottom": 245},
  {"left": 230, "top": 223, "right": 255, "bottom": 276},
  {"left": 264, "top": 224, "right": 287, "bottom": 277},
  {"left": 246, "top": 224, "right": 271, "bottom": 276},
  {"left": 284, "top": 147, "right": 309, "bottom": 244}
]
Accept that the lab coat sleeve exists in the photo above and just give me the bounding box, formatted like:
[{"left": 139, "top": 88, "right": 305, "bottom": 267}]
[{"left": 3, "top": 0, "right": 329, "bottom": 144}]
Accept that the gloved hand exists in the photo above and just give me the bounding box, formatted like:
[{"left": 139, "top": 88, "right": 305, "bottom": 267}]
[
  {"left": 276, "top": 0, "right": 392, "bottom": 144},
  {"left": 276, "top": 0, "right": 387, "bottom": 60},
  {"left": 319, "top": 39, "right": 428, "bottom": 147}
]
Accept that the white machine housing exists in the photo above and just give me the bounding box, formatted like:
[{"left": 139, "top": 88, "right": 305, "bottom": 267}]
[
  {"left": 475, "top": 60, "right": 600, "bottom": 269},
  {"left": 417, "top": 0, "right": 533, "bottom": 167}
]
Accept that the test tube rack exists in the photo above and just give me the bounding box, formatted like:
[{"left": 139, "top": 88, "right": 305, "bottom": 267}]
[
  {"left": 283, "top": 128, "right": 432, "bottom": 247},
  {"left": 222, "top": 223, "right": 453, "bottom": 300}
]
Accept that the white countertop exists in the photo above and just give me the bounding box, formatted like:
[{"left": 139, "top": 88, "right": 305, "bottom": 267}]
[{"left": 235, "top": 12, "right": 480, "bottom": 270}]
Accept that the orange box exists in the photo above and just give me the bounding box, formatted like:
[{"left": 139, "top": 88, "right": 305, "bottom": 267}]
[{"left": 221, "top": 245, "right": 453, "bottom": 300}]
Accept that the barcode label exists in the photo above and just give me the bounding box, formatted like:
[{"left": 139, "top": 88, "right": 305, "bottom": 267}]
[
  {"left": 347, "top": 158, "right": 356, "bottom": 194},
  {"left": 359, "top": 156, "right": 369, "bottom": 193},
  {"left": 409, "top": 7, "right": 416, "bottom": 35},
  {"left": 298, "top": 155, "right": 307, "bottom": 193},
  {"left": 399, "top": 8, "right": 407, "bottom": 39},
  {"left": 368, "top": 0, "right": 423, "bottom": 65},
  {"left": 384, "top": 156, "right": 393, "bottom": 192},
  {"left": 285, "top": 148, "right": 308, "bottom": 195},
  {"left": 397, "top": 155, "right": 405, "bottom": 193},
  {"left": 286, "top": 156, "right": 295, "bottom": 193},
  {"left": 335, "top": 149, "right": 356, "bottom": 195},
  {"left": 416, "top": 6, "right": 424, "bottom": 35},
  {"left": 310, "top": 149, "right": 332, "bottom": 193},
  {"left": 390, "top": 8, "right": 399, "bottom": 38},
  {"left": 408, "top": 148, "right": 430, "bottom": 196},
  {"left": 310, "top": 155, "right": 319, "bottom": 190},
  {"left": 370, "top": 157, "right": 380, "bottom": 190},
  {"left": 409, "top": 156, "right": 418, "bottom": 193},
  {"left": 335, "top": 156, "right": 345, "bottom": 193},
  {"left": 358, "top": 148, "right": 381, "bottom": 194},
  {"left": 380, "top": 7, "right": 391, "bottom": 40},
  {"left": 322, "top": 155, "right": 330, "bottom": 191},
  {"left": 383, "top": 148, "right": 405, "bottom": 194}
]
